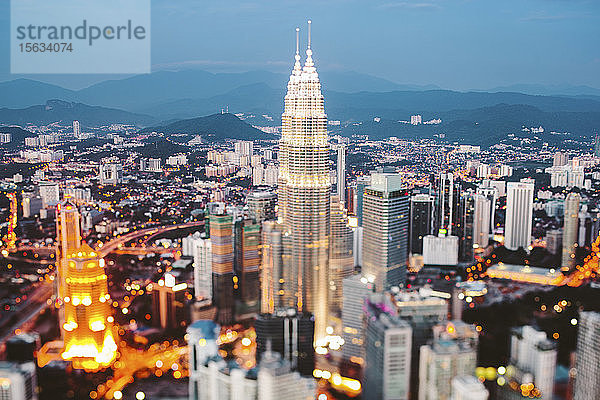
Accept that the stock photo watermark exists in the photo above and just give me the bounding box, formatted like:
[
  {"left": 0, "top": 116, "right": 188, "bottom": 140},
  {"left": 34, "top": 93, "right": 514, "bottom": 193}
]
[{"left": 11, "top": 0, "right": 151, "bottom": 74}]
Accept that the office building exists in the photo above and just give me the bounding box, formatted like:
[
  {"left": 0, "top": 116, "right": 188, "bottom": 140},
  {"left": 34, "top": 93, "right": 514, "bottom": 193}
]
[
  {"left": 73, "top": 120, "right": 80, "bottom": 138},
  {"left": 260, "top": 221, "right": 284, "bottom": 314},
  {"left": 56, "top": 202, "right": 117, "bottom": 370},
  {"left": 363, "top": 294, "right": 412, "bottom": 400},
  {"left": 562, "top": 192, "right": 580, "bottom": 268},
  {"left": 255, "top": 309, "right": 315, "bottom": 376},
  {"left": 337, "top": 144, "right": 347, "bottom": 206},
  {"left": 21, "top": 193, "right": 43, "bottom": 218},
  {"left": 418, "top": 321, "right": 479, "bottom": 400},
  {"left": 256, "top": 349, "right": 316, "bottom": 400},
  {"left": 510, "top": 326, "right": 557, "bottom": 399},
  {"left": 451, "top": 376, "right": 489, "bottom": 400},
  {"left": 98, "top": 162, "right": 123, "bottom": 185},
  {"left": 247, "top": 190, "right": 277, "bottom": 224},
  {"left": 545, "top": 229, "right": 562, "bottom": 255},
  {"left": 422, "top": 234, "right": 459, "bottom": 266},
  {"left": 151, "top": 273, "right": 188, "bottom": 330},
  {"left": 409, "top": 194, "right": 434, "bottom": 255},
  {"left": 362, "top": 173, "right": 409, "bottom": 290},
  {"left": 234, "top": 140, "right": 254, "bottom": 157},
  {"left": 277, "top": 23, "right": 331, "bottom": 339},
  {"left": 476, "top": 186, "right": 497, "bottom": 234},
  {"left": 390, "top": 288, "right": 449, "bottom": 398},
  {"left": 186, "top": 235, "right": 212, "bottom": 301},
  {"left": 39, "top": 182, "right": 60, "bottom": 208},
  {"left": 5, "top": 334, "right": 40, "bottom": 363},
  {"left": 435, "top": 172, "right": 458, "bottom": 235},
  {"left": 356, "top": 175, "right": 371, "bottom": 226},
  {"left": 341, "top": 275, "right": 375, "bottom": 363},
  {"left": 553, "top": 152, "right": 568, "bottom": 167},
  {"left": 504, "top": 182, "right": 534, "bottom": 250},
  {"left": 0, "top": 361, "right": 37, "bottom": 400},
  {"left": 329, "top": 196, "right": 355, "bottom": 315},
  {"left": 234, "top": 219, "right": 261, "bottom": 309},
  {"left": 210, "top": 214, "right": 235, "bottom": 325},
  {"left": 573, "top": 311, "right": 600, "bottom": 400}
]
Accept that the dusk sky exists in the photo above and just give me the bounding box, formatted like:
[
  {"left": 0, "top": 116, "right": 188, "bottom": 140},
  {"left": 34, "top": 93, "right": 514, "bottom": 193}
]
[{"left": 1, "top": 0, "right": 599, "bottom": 90}]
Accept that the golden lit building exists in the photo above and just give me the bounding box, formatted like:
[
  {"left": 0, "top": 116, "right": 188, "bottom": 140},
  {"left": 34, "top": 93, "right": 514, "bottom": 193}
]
[
  {"left": 56, "top": 201, "right": 116, "bottom": 370},
  {"left": 277, "top": 21, "right": 331, "bottom": 339}
]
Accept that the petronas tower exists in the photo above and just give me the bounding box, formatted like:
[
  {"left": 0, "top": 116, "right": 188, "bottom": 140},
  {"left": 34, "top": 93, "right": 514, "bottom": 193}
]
[{"left": 278, "top": 21, "right": 331, "bottom": 339}]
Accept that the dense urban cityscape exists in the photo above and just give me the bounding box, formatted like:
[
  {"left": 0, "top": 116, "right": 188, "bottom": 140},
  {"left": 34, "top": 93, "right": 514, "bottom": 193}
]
[{"left": 1, "top": 2, "right": 600, "bottom": 400}]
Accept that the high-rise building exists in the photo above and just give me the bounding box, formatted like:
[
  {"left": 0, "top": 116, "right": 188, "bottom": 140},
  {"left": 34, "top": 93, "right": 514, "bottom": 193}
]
[
  {"left": 56, "top": 202, "right": 116, "bottom": 370},
  {"left": 553, "top": 151, "right": 568, "bottom": 167},
  {"left": 356, "top": 175, "right": 371, "bottom": 227},
  {"left": 255, "top": 309, "right": 315, "bottom": 376},
  {"left": 451, "top": 376, "right": 489, "bottom": 400},
  {"left": 504, "top": 182, "right": 534, "bottom": 250},
  {"left": 562, "top": 192, "right": 580, "bottom": 268},
  {"left": 234, "top": 140, "right": 254, "bottom": 157},
  {"left": 151, "top": 273, "right": 188, "bottom": 330},
  {"left": 341, "top": 275, "right": 375, "bottom": 363},
  {"left": 39, "top": 182, "right": 60, "bottom": 208},
  {"left": 0, "top": 361, "right": 37, "bottom": 400},
  {"left": 337, "top": 144, "right": 347, "bottom": 206},
  {"left": 234, "top": 219, "right": 261, "bottom": 310},
  {"left": 73, "top": 120, "right": 80, "bottom": 138},
  {"left": 247, "top": 190, "right": 277, "bottom": 224},
  {"left": 458, "top": 193, "right": 490, "bottom": 261},
  {"left": 476, "top": 186, "right": 497, "bottom": 235},
  {"left": 256, "top": 349, "right": 316, "bottom": 400},
  {"left": 363, "top": 294, "right": 413, "bottom": 400},
  {"left": 409, "top": 194, "right": 434, "bottom": 255},
  {"left": 277, "top": 22, "right": 331, "bottom": 339},
  {"left": 418, "top": 321, "right": 479, "bottom": 400},
  {"left": 362, "top": 173, "right": 409, "bottom": 290},
  {"left": 329, "top": 196, "right": 355, "bottom": 316},
  {"left": 184, "top": 234, "right": 212, "bottom": 301},
  {"left": 260, "top": 220, "right": 284, "bottom": 314},
  {"left": 210, "top": 214, "right": 235, "bottom": 325},
  {"left": 510, "top": 326, "right": 557, "bottom": 399},
  {"left": 21, "top": 192, "right": 43, "bottom": 218},
  {"left": 98, "top": 162, "right": 123, "bottom": 185},
  {"left": 435, "top": 172, "right": 456, "bottom": 235},
  {"left": 5, "top": 334, "right": 40, "bottom": 363},
  {"left": 573, "top": 311, "right": 600, "bottom": 400},
  {"left": 391, "top": 288, "right": 449, "bottom": 398},
  {"left": 594, "top": 134, "right": 600, "bottom": 158}
]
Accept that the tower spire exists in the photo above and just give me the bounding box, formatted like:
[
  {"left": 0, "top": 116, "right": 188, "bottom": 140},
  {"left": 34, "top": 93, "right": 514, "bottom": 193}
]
[
  {"left": 304, "top": 20, "right": 314, "bottom": 69},
  {"left": 293, "top": 27, "right": 302, "bottom": 74}
]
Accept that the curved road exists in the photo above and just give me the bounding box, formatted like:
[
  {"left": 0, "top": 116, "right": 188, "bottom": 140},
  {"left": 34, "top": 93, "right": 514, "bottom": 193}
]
[{"left": 97, "top": 220, "right": 205, "bottom": 257}]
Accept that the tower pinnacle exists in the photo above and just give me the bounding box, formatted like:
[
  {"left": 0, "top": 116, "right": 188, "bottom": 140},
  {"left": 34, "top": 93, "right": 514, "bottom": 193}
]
[{"left": 304, "top": 20, "right": 314, "bottom": 70}]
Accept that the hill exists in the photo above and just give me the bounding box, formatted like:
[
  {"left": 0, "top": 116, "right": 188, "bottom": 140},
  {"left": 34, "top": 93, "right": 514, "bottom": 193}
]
[
  {"left": 0, "top": 100, "right": 157, "bottom": 127},
  {"left": 0, "top": 126, "right": 36, "bottom": 149},
  {"left": 138, "top": 113, "right": 274, "bottom": 142}
]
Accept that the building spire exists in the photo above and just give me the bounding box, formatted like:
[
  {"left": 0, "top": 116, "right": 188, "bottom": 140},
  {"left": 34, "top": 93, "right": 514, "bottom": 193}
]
[
  {"left": 293, "top": 27, "right": 302, "bottom": 74},
  {"left": 304, "top": 20, "right": 314, "bottom": 70}
]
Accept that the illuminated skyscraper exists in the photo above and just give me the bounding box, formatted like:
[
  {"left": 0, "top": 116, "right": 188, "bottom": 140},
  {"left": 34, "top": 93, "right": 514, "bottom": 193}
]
[
  {"left": 505, "top": 182, "right": 534, "bottom": 250},
  {"left": 362, "top": 173, "right": 409, "bottom": 290},
  {"left": 562, "top": 192, "right": 580, "bottom": 268},
  {"left": 56, "top": 202, "right": 116, "bottom": 370},
  {"left": 573, "top": 311, "right": 600, "bottom": 400},
  {"left": 278, "top": 22, "right": 331, "bottom": 339},
  {"left": 336, "top": 144, "right": 347, "bottom": 206},
  {"left": 329, "top": 196, "right": 355, "bottom": 316},
  {"left": 210, "top": 214, "right": 235, "bottom": 325}
]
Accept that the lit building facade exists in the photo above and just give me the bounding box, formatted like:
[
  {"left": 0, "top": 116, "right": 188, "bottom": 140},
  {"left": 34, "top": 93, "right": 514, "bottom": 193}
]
[
  {"left": 504, "top": 182, "right": 534, "bottom": 250},
  {"left": 56, "top": 202, "right": 116, "bottom": 370},
  {"left": 573, "top": 311, "right": 600, "bottom": 400},
  {"left": 562, "top": 192, "right": 580, "bottom": 268},
  {"left": 329, "top": 196, "right": 355, "bottom": 316},
  {"left": 418, "top": 321, "right": 479, "bottom": 400},
  {"left": 362, "top": 173, "right": 409, "bottom": 290},
  {"left": 277, "top": 22, "right": 331, "bottom": 339}
]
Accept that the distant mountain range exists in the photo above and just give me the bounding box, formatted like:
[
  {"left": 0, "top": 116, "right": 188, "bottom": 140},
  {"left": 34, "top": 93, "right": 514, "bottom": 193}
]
[
  {"left": 0, "top": 100, "right": 157, "bottom": 127},
  {"left": 1, "top": 70, "right": 599, "bottom": 147},
  {"left": 139, "top": 113, "right": 272, "bottom": 142}
]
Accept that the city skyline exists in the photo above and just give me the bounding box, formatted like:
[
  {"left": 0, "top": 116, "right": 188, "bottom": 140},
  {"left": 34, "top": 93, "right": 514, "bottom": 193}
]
[{"left": 1, "top": 5, "right": 600, "bottom": 400}]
